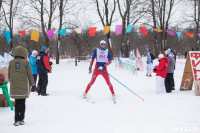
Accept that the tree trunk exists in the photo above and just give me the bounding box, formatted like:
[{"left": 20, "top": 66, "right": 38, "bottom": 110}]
[
  {"left": 56, "top": 0, "right": 64, "bottom": 64},
  {"left": 9, "top": 0, "right": 13, "bottom": 50},
  {"left": 151, "top": 0, "right": 158, "bottom": 56},
  {"left": 0, "top": 0, "right": 2, "bottom": 12}
]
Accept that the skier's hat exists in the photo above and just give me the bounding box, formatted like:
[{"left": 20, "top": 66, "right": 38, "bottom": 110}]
[{"left": 100, "top": 40, "right": 106, "bottom": 48}]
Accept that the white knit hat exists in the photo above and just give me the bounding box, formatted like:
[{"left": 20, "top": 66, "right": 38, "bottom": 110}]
[
  {"left": 32, "top": 50, "right": 38, "bottom": 55},
  {"left": 164, "top": 48, "right": 171, "bottom": 55},
  {"left": 158, "top": 52, "right": 164, "bottom": 59}
]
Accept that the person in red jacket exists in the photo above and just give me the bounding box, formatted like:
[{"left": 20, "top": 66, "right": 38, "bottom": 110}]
[{"left": 153, "top": 52, "right": 169, "bottom": 94}]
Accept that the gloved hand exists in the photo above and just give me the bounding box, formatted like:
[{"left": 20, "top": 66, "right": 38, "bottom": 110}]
[
  {"left": 49, "top": 69, "right": 53, "bottom": 73},
  {"left": 98, "top": 65, "right": 105, "bottom": 70},
  {"left": 89, "top": 67, "right": 92, "bottom": 73},
  {"left": 153, "top": 67, "right": 157, "bottom": 73},
  {"left": 32, "top": 85, "right": 38, "bottom": 91},
  {"left": 49, "top": 62, "right": 53, "bottom": 66}
]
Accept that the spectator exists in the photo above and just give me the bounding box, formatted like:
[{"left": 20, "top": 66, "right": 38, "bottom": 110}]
[
  {"left": 29, "top": 50, "right": 38, "bottom": 92},
  {"left": 164, "top": 48, "right": 176, "bottom": 93},
  {"left": 36, "top": 46, "right": 52, "bottom": 96},
  {"left": 8, "top": 46, "right": 36, "bottom": 126},
  {"left": 153, "top": 52, "right": 169, "bottom": 94}
]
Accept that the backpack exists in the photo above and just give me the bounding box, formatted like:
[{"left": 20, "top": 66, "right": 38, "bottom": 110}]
[{"left": 0, "top": 73, "right": 5, "bottom": 85}]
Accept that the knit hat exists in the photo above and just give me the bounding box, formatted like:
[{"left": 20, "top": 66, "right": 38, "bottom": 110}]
[
  {"left": 32, "top": 50, "right": 38, "bottom": 55},
  {"left": 41, "top": 46, "right": 47, "bottom": 50},
  {"left": 165, "top": 48, "right": 171, "bottom": 55},
  {"left": 158, "top": 52, "right": 164, "bottom": 59}
]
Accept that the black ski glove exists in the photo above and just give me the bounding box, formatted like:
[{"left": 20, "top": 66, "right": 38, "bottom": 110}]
[{"left": 89, "top": 67, "right": 92, "bottom": 73}]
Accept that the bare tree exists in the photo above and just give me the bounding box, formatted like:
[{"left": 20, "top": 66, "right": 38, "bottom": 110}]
[
  {"left": 21, "top": 0, "right": 58, "bottom": 48},
  {"left": 117, "top": 0, "right": 147, "bottom": 57},
  {"left": 2, "top": 0, "right": 20, "bottom": 50},
  {"left": 94, "top": 0, "right": 117, "bottom": 58},
  {"left": 149, "top": 0, "right": 177, "bottom": 52}
]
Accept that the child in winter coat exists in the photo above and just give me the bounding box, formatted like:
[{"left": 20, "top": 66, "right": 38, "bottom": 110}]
[
  {"left": 153, "top": 53, "right": 169, "bottom": 94},
  {"left": 8, "top": 46, "right": 36, "bottom": 126},
  {"left": 29, "top": 50, "right": 38, "bottom": 92}
]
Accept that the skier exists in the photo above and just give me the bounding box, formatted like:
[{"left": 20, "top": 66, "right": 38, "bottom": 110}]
[
  {"left": 83, "top": 40, "right": 115, "bottom": 101},
  {"left": 36, "top": 46, "right": 52, "bottom": 96},
  {"left": 153, "top": 52, "right": 169, "bottom": 94}
]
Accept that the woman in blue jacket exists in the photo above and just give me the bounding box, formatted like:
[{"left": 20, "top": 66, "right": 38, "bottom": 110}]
[{"left": 29, "top": 50, "right": 38, "bottom": 92}]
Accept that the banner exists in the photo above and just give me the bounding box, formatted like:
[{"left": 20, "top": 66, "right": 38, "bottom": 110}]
[
  {"left": 104, "top": 26, "right": 111, "bottom": 34},
  {"left": 3, "top": 31, "right": 11, "bottom": 44},
  {"left": 31, "top": 31, "right": 40, "bottom": 42},
  {"left": 46, "top": 30, "right": 54, "bottom": 39},
  {"left": 115, "top": 25, "right": 122, "bottom": 35},
  {"left": 186, "top": 33, "right": 194, "bottom": 38},
  {"left": 59, "top": 29, "right": 66, "bottom": 36},
  {"left": 153, "top": 29, "right": 163, "bottom": 32},
  {"left": 165, "top": 30, "right": 175, "bottom": 36},
  {"left": 18, "top": 31, "right": 26, "bottom": 36},
  {"left": 74, "top": 28, "right": 82, "bottom": 34},
  {"left": 136, "top": 48, "right": 144, "bottom": 71},
  {"left": 89, "top": 27, "right": 97, "bottom": 36},
  {"left": 176, "top": 32, "right": 181, "bottom": 42},
  {"left": 140, "top": 27, "right": 147, "bottom": 37},
  {"left": 126, "top": 25, "right": 134, "bottom": 33}
]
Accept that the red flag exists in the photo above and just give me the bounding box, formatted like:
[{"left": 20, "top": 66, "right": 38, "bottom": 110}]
[
  {"left": 89, "top": 27, "right": 97, "bottom": 36},
  {"left": 140, "top": 27, "right": 147, "bottom": 37},
  {"left": 18, "top": 31, "right": 26, "bottom": 36},
  {"left": 186, "top": 33, "right": 194, "bottom": 38}
]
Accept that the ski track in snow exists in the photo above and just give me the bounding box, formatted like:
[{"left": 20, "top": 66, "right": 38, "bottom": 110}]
[{"left": 0, "top": 58, "right": 200, "bottom": 133}]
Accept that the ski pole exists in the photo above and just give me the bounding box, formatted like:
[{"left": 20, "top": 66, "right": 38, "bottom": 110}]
[{"left": 103, "top": 70, "right": 144, "bottom": 101}]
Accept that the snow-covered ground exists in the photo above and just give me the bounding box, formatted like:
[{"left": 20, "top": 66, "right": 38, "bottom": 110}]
[{"left": 0, "top": 58, "right": 200, "bottom": 133}]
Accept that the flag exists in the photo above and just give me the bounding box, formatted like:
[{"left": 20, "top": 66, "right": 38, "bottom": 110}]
[
  {"left": 104, "top": 26, "right": 111, "bottom": 34},
  {"left": 3, "top": 31, "right": 12, "bottom": 44},
  {"left": 119, "top": 50, "right": 123, "bottom": 68},
  {"left": 115, "top": 25, "right": 122, "bottom": 35},
  {"left": 136, "top": 48, "right": 144, "bottom": 71},
  {"left": 146, "top": 45, "right": 151, "bottom": 64},
  {"left": 186, "top": 33, "right": 194, "bottom": 38},
  {"left": 140, "top": 27, "right": 148, "bottom": 37},
  {"left": 89, "top": 27, "right": 97, "bottom": 36},
  {"left": 126, "top": 24, "right": 134, "bottom": 33},
  {"left": 153, "top": 29, "right": 163, "bottom": 32},
  {"left": 165, "top": 30, "right": 175, "bottom": 36},
  {"left": 31, "top": 31, "right": 40, "bottom": 42},
  {"left": 46, "top": 30, "right": 54, "bottom": 39},
  {"left": 176, "top": 32, "right": 181, "bottom": 42},
  {"left": 74, "top": 28, "right": 82, "bottom": 34},
  {"left": 59, "top": 29, "right": 66, "bottom": 36},
  {"left": 18, "top": 31, "right": 26, "bottom": 36}
]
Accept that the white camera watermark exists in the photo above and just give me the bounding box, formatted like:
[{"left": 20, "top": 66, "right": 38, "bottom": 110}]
[{"left": 173, "top": 126, "right": 199, "bottom": 132}]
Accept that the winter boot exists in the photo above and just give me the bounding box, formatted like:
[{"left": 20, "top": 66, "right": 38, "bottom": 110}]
[
  {"left": 41, "top": 93, "right": 49, "bottom": 96},
  {"left": 19, "top": 120, "right": 25, "bottom": 125},
  {"left": 13, "top": 121, "right": 20, "bottom": 126}
]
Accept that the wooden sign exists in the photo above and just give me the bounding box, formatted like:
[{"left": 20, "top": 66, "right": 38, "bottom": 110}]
[{"left": 180, "top": 51, "right": 200, "bottom": 90}]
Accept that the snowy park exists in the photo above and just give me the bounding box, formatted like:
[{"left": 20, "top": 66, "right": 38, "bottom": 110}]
[{"left": 0, "top": 57, "right": 200, "bottom": 133}]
